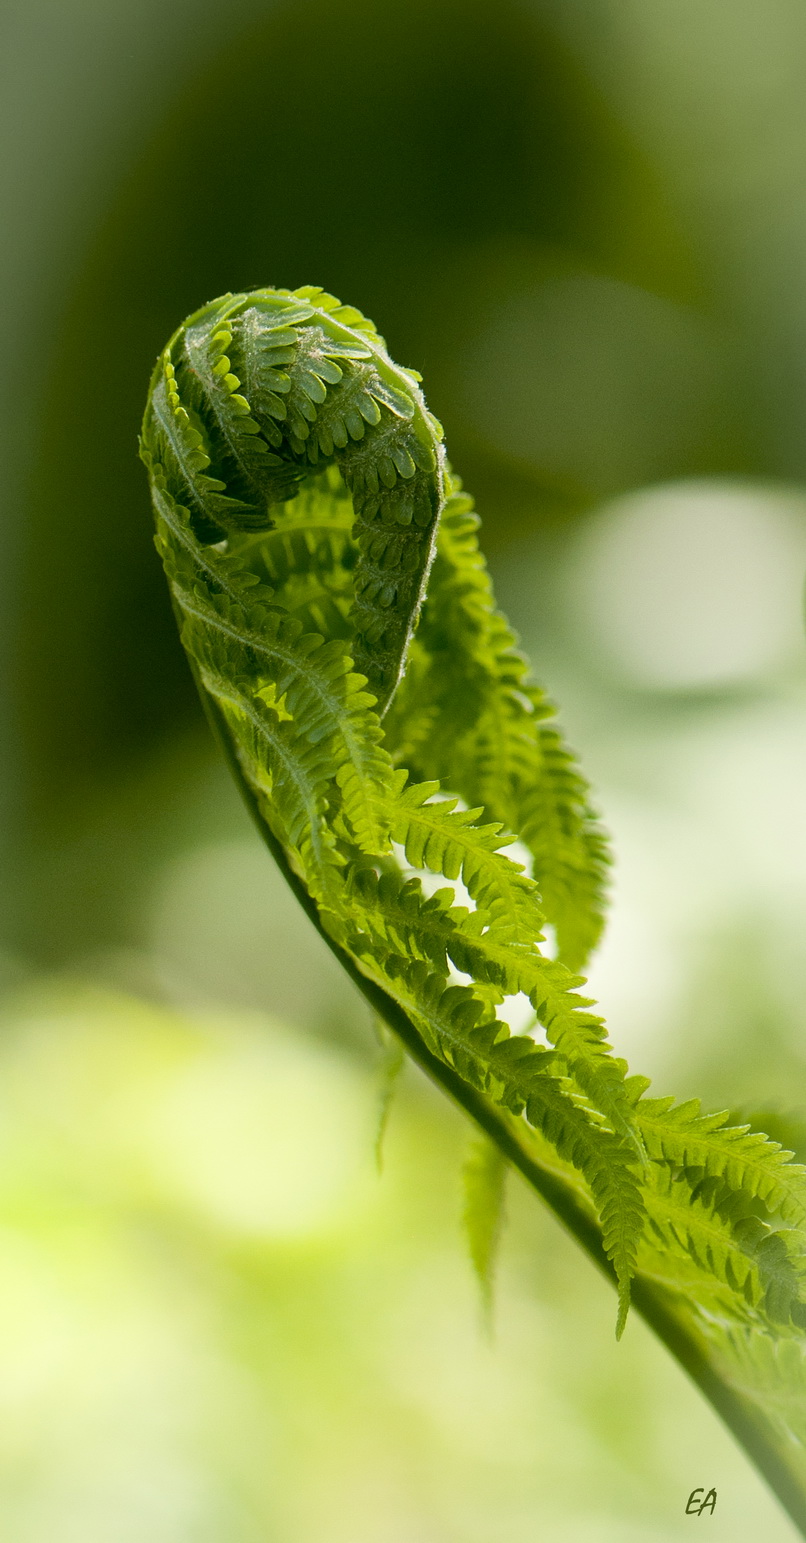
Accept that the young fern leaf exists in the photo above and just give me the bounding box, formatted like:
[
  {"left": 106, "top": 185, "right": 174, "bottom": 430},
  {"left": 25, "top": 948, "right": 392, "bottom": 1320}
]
[
  {"left": 142, "top": 285, "right": 806, "bottom": 1535},
  {"left": 382, "top": 482, "right": 608, "bottom": 969},
  {"left": 373, "top": 1019, "right": 405, "bottom": 1173},
  {"left": 463, "top": 1137, "right": 508, "bottom": 1324},
  {"left": 633, "top": 1086, "right": 806, "bottom": 1231},
  {"left": 145, "top": 292, "right": 431, "bottom": 708}
]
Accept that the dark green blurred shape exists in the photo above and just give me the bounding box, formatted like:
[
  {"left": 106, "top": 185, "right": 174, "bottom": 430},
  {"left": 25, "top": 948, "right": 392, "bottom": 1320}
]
[
  {"left": 3, "top": 0, "right": 772, "bottom": 964},
  {"left": 13, "top": 3, "right": 686, "bottom": 808}
]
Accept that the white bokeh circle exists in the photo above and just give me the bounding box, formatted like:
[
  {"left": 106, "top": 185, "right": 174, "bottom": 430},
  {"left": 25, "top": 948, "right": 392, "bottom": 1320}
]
[{"left": 570, "top": 480, "right": 806, "bottom": 689}]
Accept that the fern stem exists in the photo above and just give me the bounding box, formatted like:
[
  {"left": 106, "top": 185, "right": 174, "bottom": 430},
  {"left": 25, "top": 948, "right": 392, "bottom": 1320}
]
[{"left": 200, "top": 682, "right": 806, "bottom": 1541}]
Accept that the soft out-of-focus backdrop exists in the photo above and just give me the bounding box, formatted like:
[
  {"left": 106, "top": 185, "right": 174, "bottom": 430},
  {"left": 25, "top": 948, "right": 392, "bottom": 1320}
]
[{"left": 3, "top": 1, "right": 806, "bottom": 1537}]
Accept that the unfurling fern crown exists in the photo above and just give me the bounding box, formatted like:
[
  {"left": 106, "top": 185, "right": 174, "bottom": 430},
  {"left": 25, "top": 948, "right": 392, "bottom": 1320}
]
[{"left": 141, "top": 287, "right": 806, "bottom": 1502}]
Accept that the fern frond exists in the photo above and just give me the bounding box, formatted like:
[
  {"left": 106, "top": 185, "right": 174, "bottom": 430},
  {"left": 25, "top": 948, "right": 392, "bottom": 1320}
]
[
  {"left": 520, "top": 1067, "right": 644, "bottom": 1338},
  {"left": 632, "top": 1086, "right": 806, "bottom": 1231},
  {"left": 231, "top": 289, "right": 446, "bottom": 708},
  {"left": 345, "top": 862, "right": 638, "bottom": 1151},
  {"left": 143, "top": 287, "right": 806, "bottom": 1512},
  {"left": 463, "top": 1137, "right": 508, "bottom": 1321},
  {"left": 373, "top": 1024, "right": 405, "bottom": 1174},
  {"left": 639, "top": 1164, "right": 806, "bottom": 1331},
  {"left": 382, "top": 482, "right": 608, "bottom": 968},
  {"left": 381, "top": 779, "right": 543, "bottom": 942},
  {"left": 338, "top": 924, "right": 644, "bottom": 1329},
  {"left": 200, "top": 666, "right": 342, "bottom": 899},
  {"left": 160, "top": 515, "right": 392, "bottom": 857}
]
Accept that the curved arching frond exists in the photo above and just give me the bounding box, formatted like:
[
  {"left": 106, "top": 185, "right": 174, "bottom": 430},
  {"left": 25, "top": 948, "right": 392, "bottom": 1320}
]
[{"left": 141, "top": 283, "right": 806, "bottom": 1411}]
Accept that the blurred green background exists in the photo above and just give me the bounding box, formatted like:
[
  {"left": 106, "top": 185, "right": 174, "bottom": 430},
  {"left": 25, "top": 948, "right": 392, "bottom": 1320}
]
[{"left": 3, "top": 0, "right": 806, "bottom": 1537}]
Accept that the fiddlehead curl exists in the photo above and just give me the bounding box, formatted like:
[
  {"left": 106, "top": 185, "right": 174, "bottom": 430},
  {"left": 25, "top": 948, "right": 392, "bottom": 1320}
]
[
  {"left": 144, "top": 284, "right": 445, "bottom": 711},
  {"left": 141, "top": 284, "right": 806, "bottom": 1430}
]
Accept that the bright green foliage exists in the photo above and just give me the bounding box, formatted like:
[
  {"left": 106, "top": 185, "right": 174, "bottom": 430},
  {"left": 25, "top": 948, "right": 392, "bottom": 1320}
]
[
  {"left": 462, "top": 1137, "right": 508, "bottom": 1321},
  {"left": 141, "top": 284, "right": 806, "bottom": 1373},
  {"left": 373, "top": 1020, "right": 405, "bottom": 1173},
  {"left": 383, "top": 485, "right": 608, "bottom": 970},
  {"left": 147, "top": 286, "right": 443, "bottom": 712}
]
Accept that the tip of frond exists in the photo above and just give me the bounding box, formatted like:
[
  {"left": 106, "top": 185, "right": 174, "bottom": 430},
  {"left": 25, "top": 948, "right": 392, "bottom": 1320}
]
[
  {"left": 373, "top": 1035, "right": 405, "bottom": 1173},
  {"left": 615, "top": 1282, "right": 631, "bottom": 1340},
  {"left": 462, "top": 1138, "right": 507, "bottom": 1331}
]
